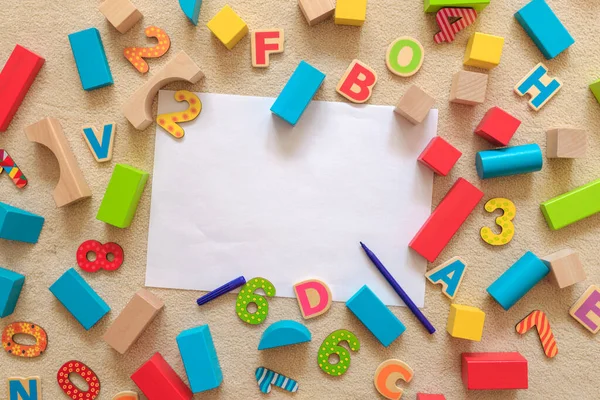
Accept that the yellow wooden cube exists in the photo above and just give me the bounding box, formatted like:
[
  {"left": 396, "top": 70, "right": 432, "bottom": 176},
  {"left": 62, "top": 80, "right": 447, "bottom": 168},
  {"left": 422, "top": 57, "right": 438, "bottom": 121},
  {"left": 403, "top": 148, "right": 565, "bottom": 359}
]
[
  {"left": 206, "top": 5, "right": 248, "bottom": 50},
  {"left": 447, "top": 304, "right": 486, "bottom": 341},
  {"left": 335, "top": 0, "right": 367, "bottom": 26},
  {"left": 463, "top": 32, "right": 504, "bottom": 69}
]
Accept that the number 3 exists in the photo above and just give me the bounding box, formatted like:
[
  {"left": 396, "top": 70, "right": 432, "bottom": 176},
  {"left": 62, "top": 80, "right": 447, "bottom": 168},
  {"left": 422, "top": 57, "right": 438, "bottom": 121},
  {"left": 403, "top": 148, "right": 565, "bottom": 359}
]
[{"left": 480, "top": 198, "right": 516, "bottom": 245}]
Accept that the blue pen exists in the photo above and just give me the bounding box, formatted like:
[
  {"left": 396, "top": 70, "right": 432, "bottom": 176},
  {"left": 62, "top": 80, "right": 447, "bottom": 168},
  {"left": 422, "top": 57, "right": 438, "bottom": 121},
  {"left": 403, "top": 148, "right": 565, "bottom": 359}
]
[
  {"left": 197, "top": 276, "right": 246, "bottom": 306},
  {"left": 360, "top": 242, "right": 436, "bottom": 334}
]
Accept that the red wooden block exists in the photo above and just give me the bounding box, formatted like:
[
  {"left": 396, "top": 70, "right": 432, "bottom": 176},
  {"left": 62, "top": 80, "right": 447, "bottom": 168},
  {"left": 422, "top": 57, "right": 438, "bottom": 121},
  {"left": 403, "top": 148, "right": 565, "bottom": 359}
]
[
  {"left": 417, "top": 394, "right": 446, "bottom": 400},
  {"left": 0, "top": 45, "right": 45, "bottom": 132},
  {"left": 475, "top": 107, "right": 521, "bottom": 146},
  {"left": 131, "top": 352, "right": 193, "bottom": 400},
  {"left": 461, "top": 352, "right": 528, "bottom": 390},
  {"left": 409, "top": 178, "right": 483, "bottom": 262},
  {"left": 418, "top": 136, "right": 462, "bottom": 176}
]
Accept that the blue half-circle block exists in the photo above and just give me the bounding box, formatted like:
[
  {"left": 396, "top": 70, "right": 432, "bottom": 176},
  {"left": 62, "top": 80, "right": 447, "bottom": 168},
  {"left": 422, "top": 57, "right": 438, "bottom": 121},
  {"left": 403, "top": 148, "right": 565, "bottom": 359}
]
[
  {"left": 179, "top": 0, "right": 202, "bottom": 25},
  {"left": 476, "top": 143, "right": 543, "bottom": 179},
  {"left": 258, "top": 320, "right": 311, "bottom": 350}
]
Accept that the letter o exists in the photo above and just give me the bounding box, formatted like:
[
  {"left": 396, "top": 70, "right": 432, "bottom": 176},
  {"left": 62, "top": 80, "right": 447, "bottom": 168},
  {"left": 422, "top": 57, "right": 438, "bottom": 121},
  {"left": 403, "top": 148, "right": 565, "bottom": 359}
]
[{"left": 386, "top": 37, "right": 424, "bottom": 77}]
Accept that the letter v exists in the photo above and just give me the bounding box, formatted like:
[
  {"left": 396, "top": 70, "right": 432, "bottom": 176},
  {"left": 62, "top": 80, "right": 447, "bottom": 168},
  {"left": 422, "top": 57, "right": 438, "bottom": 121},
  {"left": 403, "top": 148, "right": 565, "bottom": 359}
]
[{"left": 82, "top": 123, "right": 116, "bottom": 162}]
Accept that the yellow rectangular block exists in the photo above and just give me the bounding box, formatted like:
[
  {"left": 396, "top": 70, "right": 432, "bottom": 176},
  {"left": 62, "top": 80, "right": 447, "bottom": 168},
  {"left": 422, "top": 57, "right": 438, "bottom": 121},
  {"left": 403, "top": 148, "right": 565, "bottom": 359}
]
[
  {"left": 335, "top": 0, "right": 367, "bottom": 26},
  {"left": 464, "top": 32, "right": 504, "bottom": 70},
  {"left": 447, "top": 304, "right": 486, "bottom": 341},
  {"left": 206, "top": 5, "right": 248, "bottom": 50}
]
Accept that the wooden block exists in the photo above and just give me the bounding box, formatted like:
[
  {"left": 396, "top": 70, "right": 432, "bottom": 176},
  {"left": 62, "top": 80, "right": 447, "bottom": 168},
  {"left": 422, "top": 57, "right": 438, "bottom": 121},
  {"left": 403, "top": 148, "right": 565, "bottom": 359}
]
[
  {"left": 49, "top": 268, "right": 110, "bottom": 330},
  {"left": 270, "top": 60, "right": 325, "bottom": 126},
  {"left": 258, "top": 320, "right": 311, "bottom": 350},
  {"left": 464, "top": 32, "right": 504, "bottom": 69},
  {"left": 235, "top": 277, "right": 276, "bottom": 325},
  {"left": 176, "top": 325, "right": 222, "bottom": 393},
  {"left": 0, "top": 267, "right": 24, "bottom": 318},
  {"left": 540, "top": 178, "right": 600, "bottom": 230},
  {"left": 206, "top": 5, "right": 248, "bottom": 50},
  {"left": 474, "top": 107, "right": 521, "bottom": 146},
  {"left": 293, "top": 279, "right": 332, "bottom": 319},
  {"left": 99, "top": 0, "right": 142, "bottom": 33},
  {"left": 461, "top": 352, "right": 528, "bottom": 390},
  {"left": 2, "top": 322, "right": 48, "bottom": 357},
  {"left": 418, "top": 136, "right": 462, "bottom": 176},
  {"left": 417, "top": 394, "right": 446, "bottom": 400},
  {"left": 122, "top": 51, "right": 203, "bottom": 130},
  {"left": 346, "top": 285, "right": 406, "bottom": 347},
  {"left": 68, "top": 28, "right": 113, "bottom": 91},
  {"left": 590, "top": 78, "right": 600, "bottom": 104},
  {"left": 256, "top": 367, "right": 299, "bottom": 394},
  {"left": 542, "top": 249, "right": 586, "bottom": 288},
  {"left": 298, "top": 0, "right": 335, "bottom": 25},
  {"left": 317, "top": 329, "right": 360, "bottom": 376},
  {"left": 434, "top": 8, "right": 477, "bottom": 44},
  {"left": 251, "top": 29, "right": 284, "bottom": 68},
  {"left": 0, "top": 149, "right": 28, "bottom": 188},
  {"left": 335, "top": 0, "right": 367, "bottom": 26},
  {"left": 480, "top": 198, "right": 516, "bottom": 246},
  {"left": 546, "top": 128, "right": 587, "bottom": 158},
  {"left": 386, "top": 37, "right": 424, "bottom": 77},
  {"left": 409, "top": 178, "right": 483, "bottom": 262},
  {"left": 476, "top": 144, "right": 543, "bottom": 179},
  {"left": 569, "top": 285, "right": 600, "bottom": 334},
  {"left": 96, "top": 164, "right": 149, "bottom": 228},
  {"left": 424, "top": 0, "right": 489, "bottom": 12},
  {"left": 515, "top": 0, "right": 574, "bottom": 59},
  {"left": 0, "top": 202, "right": 44, "bottom": 243},
  {"left": 336, "top": 59, "right": 377, "bottom": 103},
  {"left": 57, "top": 361, "right": 100, "bottom": 399},
  {"left": 449, "top": 70, "right": 488, "bottom": 105},
  {"left": 112, "top": 392, "right": 138, "bottom": 400},
  {"left": 373, "top": 359, "right": 413, "bottom": 399},
  {"left": 426, "top": 256, "right": 467, "bottom": 299},
  {"left": 25, "top": 118, "right": 92, "bottom": 207},
  {"left": 447, "top": 304, "right": 485, "bottom": 341},
  {"left": 131, "top": 352, "right": 193, "bottom": 400},
  {"left": 124, "top": 26, "right": 171, "bottom": 74},
  {"left": 157, "top": 90, "right": 202, "bottom": 139},
  {"left": 394, "top": 85, "right": 434, "bottom": 124},
  {"left": 178, "top": 0, "right": 202, "bottom": 25},
  {"left": 0, "top": 45, "right": 44, "bottom": 132},
  {"left": 515, "top": 310, "right": 558, "bottom": 358},
  {"left": 487, "top": 251, "right": 549, "bottom": 310},
  {"left": 7, "top": 376, "right": 41, "bottom": 400},
  {"left": 82, "top": 123, "right": 116, "bottom": 162},
  {"left": 514, "top": 63, "right": 561, "bottom": 111},
  {"left": 103, "top": 288, "right": 164, "bottom": 354}
]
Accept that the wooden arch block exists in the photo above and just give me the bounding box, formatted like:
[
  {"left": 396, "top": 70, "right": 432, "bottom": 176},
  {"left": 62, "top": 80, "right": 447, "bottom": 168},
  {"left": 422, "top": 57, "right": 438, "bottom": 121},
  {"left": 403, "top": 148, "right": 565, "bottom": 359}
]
[
  {"left": 122, "top": 51, "right": 204, "bottom": 130},
  {"left": 25, "top": 118, "right": 92, "bottom": 207}
]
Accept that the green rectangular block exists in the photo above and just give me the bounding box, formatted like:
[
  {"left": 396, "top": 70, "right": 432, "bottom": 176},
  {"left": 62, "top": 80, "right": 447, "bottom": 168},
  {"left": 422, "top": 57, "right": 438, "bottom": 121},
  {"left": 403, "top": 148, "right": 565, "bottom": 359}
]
[
  {"left": 96, "top": 164, "right": 149, "bottom": 228},
  {"left": 424, "top": 0, "right": 490, "bottom": 12},
  {"left": 540, "top": 178, "right": 600, "bottom": 230},
  {"left": 590, "top": 78, "right": 600, "bottom": 104}
]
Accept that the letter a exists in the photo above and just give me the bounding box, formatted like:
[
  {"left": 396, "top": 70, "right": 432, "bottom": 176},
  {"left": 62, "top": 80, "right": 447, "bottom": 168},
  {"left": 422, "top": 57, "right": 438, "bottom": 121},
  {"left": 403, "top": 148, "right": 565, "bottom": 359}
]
[
  {"left": 336, "top": 59, "right": 377, "bottom": 103},
  {"left": 251, "top": 29, "right": 284, "bottom": 68},
  {"left": 293, "top": 279, "right": 332, "bottom": 319}
]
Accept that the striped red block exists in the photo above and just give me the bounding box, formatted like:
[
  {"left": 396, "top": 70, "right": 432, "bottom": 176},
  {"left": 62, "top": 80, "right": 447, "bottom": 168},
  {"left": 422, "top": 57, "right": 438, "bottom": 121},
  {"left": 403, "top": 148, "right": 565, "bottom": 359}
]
[{"left": 434, "top": 8, "right": 477, "bottom": 43}]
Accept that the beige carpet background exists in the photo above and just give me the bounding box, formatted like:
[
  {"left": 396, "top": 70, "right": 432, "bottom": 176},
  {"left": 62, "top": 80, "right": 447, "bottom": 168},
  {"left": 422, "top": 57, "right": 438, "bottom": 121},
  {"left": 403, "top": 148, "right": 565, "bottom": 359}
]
[{"left": 1, "top": 0, "right": 599, "bottom": 398}]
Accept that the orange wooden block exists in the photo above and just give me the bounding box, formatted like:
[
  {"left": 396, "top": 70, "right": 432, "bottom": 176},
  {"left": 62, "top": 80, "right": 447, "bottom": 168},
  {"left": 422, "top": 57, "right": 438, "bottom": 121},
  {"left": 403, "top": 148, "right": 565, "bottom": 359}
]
[
  {"left": 449, "top": 70, "right": 488, "bottom": 105},
  {"left": 542, "top": 248, "right": 586, "bottom": 288},
  {"left": 99, "top": 0, "right": 143, "bottom": 33},
  {"left": 103, "top": 288, "right": 164, "bottom": 354}
]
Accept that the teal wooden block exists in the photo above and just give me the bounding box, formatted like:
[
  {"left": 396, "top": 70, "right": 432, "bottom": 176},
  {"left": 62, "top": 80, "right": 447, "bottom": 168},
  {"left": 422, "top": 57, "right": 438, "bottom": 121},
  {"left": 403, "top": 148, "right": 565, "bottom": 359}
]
[
  {"left": 346, "top": 285, "right": 406, "bottom": 347},
  {"left": 270, "top": 61, "right": 325, "bottom": 126},
  {"left": 49, "top": 268, "right": 110, "bottom": 330},
  {"left": 514, "top": 0, "right": 574, "bottom": 59},
  {"left": 0, "top": 202, "right": 44, "bottom": 243},
  {"left": 590, "top": 78, "right": 600, "bottom": 105},
  {"left": 0, "top": 267, "right": 25, "bottom": 318},
  {"left": 177, "top": 325, "right": 222, "bottom": 393},
  {"left": 68, "top": 27, "right": 113, "bottom": 91},
  {"left": 179, "top": 0, "right": 202, "bottom": 25},
  {"left": 258, "top": 320, "right": 311, "bottom": 350},
  {"left": 487, "top": 251, "right": 549, "bottom": 310}
]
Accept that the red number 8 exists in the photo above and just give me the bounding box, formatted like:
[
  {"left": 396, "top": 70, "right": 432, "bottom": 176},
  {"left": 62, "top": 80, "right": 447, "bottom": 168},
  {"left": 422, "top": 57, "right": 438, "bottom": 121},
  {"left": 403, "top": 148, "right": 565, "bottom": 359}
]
[{"left": 76, "top": 240, "right": 124, "bottom": 273}]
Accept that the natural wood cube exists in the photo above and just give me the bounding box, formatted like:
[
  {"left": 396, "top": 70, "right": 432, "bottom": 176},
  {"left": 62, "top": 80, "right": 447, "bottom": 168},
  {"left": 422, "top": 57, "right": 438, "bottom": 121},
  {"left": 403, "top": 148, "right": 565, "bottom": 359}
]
[
  {"left": 298, "top": 0, "right": 335, "bottom": 25},
  {"left": 449, "top": 70, "right": 488, "bottom": 105},
  {"left": 542, "top": 248, "right": 586, "bottom": 288},
  {"left": 394, "top": 85, "right": 435, "bottom": 124},
  {"left": 546, "top": 128, "right": 587, "bottom": 158}
]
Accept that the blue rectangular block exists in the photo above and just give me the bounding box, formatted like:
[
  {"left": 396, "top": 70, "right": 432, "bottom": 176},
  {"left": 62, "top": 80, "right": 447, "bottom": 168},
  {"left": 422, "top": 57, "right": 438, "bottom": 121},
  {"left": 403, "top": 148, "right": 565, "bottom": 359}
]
[
  {"left": 514, "top": 0, "right": 574, "bottom": 59},
  {"left": 0, "top": 202, "right": 44, "bottom": 243},
  {"left": 68, "top": 27, "right": 113, "bottom": 90},
  {"left": 270, "top": 60, "right": 325, "bottom": 126},
  {"left": 0, "top": 267, "right": 25, "bottom": 317},
  {"left": 346, "top": 285, "right": 406, "bottom": 347},
  {"left": 49, "top": 268, "right": 110, "bottom": 330},
  {"left": 176, "top": 325, "right": 223, "bottom": 393}
]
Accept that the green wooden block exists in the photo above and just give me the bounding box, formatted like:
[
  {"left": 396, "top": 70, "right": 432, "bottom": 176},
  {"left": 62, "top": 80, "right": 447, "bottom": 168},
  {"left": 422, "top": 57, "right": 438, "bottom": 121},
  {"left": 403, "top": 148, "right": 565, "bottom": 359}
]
[
  {"left": 590, "top": 78, "right": 600, "bottom": 104},
  {"left": 96, "top": 164, "right": 149, "bottom": 228},
  {"left": 540, "top": 178, "right": 600, "bottom": 230},
  {"left": 424, "top": 0, "right": 490, "bottom": 12}
]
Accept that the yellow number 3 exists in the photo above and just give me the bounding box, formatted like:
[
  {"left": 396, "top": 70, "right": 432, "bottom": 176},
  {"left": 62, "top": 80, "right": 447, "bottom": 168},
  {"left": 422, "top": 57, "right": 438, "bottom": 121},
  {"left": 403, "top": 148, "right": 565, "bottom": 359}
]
[{"left": 480, "top": 198, "right": 516, "bottom": 246}]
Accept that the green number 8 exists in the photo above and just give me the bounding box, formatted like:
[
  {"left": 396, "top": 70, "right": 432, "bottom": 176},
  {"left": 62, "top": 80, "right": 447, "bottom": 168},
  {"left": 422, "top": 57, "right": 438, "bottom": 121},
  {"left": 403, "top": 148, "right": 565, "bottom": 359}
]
[
  {"left": 235, "top": 277, "right": 276, "bottom": 325},
  {"left": 317, "top": 329, "right": 360, "bottom": 376}
]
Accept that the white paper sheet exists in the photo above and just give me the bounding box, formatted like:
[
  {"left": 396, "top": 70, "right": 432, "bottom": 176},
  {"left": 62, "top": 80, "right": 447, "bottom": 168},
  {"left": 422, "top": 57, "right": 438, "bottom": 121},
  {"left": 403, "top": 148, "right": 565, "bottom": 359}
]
[{"left": 146, "top": 91, "right": 437, "bottom": 307}]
